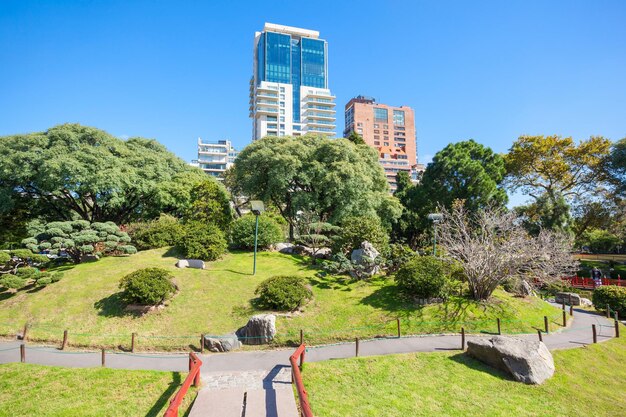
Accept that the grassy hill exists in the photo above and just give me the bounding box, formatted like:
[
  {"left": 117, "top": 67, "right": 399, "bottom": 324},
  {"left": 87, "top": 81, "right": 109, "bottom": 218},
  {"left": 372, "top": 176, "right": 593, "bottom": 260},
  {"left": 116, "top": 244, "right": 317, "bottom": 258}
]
[
  {"left": 303, "top": 335, "right": 626, "bottom": 417},
  {"left": 0, "top": 248, "right": 561, "bottom": 351}
]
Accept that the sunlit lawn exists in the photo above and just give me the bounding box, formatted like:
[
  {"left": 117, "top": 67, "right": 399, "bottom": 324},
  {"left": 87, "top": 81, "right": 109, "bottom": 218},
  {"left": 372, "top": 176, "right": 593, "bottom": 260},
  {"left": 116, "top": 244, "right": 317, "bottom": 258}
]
[{"left": 0, "top": 248, "right": 560, "bottom": 350}]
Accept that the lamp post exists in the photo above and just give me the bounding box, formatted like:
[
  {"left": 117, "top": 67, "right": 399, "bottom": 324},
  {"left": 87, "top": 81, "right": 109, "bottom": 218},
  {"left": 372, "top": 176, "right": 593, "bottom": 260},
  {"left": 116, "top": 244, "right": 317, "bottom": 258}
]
[
  {"left": 427, "top": 213, "right": 443, "bottom": 256},
  {"left": 250, "top": 200, "right": 265, "bottom": 275}
]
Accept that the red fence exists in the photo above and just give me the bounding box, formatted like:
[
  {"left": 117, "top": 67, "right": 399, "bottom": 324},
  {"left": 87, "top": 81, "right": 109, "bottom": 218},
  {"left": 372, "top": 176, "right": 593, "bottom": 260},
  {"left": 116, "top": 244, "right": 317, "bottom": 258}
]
[
  {"left": 290, "top": 344, "right": 314, "bottom": 417},
  {"left": 562, "top": 276, "right": 625, "bottom": 289},
  {"left": 164, "top": 352, "right": 202, "bottom": 417}
]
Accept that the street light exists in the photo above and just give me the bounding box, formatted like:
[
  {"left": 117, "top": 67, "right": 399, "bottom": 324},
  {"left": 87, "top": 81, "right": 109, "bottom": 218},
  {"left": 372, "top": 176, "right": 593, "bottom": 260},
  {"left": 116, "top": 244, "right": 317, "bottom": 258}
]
[
  {"left": 250, "top": 200, "right": 265, "bottom": 275},
  {"left": 427, "top": 213, "right": 443, "bottom": 256}
]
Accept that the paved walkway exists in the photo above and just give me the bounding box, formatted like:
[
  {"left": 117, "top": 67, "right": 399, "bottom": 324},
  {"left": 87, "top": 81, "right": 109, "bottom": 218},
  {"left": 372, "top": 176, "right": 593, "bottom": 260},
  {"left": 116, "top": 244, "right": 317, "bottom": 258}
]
[{"left": 0, "top": 305, "right": 620, "bottom": 416}]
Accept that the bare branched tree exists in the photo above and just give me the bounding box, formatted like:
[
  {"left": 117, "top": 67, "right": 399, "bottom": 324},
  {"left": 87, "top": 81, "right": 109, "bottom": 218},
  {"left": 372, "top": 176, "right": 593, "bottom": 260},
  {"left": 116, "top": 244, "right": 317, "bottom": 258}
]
[{"left": 437, "top": 201, "right": 578, "bottom": 300}]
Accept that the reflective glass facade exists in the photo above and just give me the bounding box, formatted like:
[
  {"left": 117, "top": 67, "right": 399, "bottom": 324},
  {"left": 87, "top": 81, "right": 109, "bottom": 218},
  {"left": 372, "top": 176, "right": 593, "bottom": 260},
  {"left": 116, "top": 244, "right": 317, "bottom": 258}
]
[
  {"left": 291, "top": 38, "right": 301, "bottom": 122},
  {"left": 374, "top": 107, "right": 388, "bottom": 122},
  {"left": 301, "top": 38, "right": 326, "bottom": 88}
]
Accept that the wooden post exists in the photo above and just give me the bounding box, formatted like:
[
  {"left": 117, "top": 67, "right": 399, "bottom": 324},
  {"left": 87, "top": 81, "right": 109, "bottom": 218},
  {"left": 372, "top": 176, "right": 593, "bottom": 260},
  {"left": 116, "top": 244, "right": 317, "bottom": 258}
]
[
  {"left": 61, "top": 330, "right": 68, "bottom": 350},
  {"left": 615, "top": 311, "right": 620, "bottom": 322},
  {"left": 300, "top": 348, "right": 305, "bottom": 370},
  {"left": 20, "top": 344, "right": 25, "bottom": 363},
  {"left": 607, "top": 304, "right": 611, "bottom": 318},
  {"left": 544, "top": 316, "right": 549, "bottom": 333},
  {"left": 537, "top": 329, "right": 543, "bottom": 342},
  {"left": 497, "top": 318, "right": 501, "bottom": 335},
  {"left": 569, "top": 304, "right": 573, "bottom": 316},
  {"left": 299, "top": 329, "right": 303, "bottom": 345},
  {"left": 21, "top": 323, "right": 29, "bottom": 342},
  {"left": 355, "top": 337, "right": 359, "bottom": 357},
  {"left": 188, "top": 355, "right": 193, "bottom": 372},
  {"left": 616, "top": 320, "right": 620, "bottom": 338},
  {"left": 562, "top": 311, "right": 567, "bottom": 327},
  {"left": 592, "top": 324, "right": 597, "bottom": 343},
  {"left": 397, "top": 319, "right": 401, "bottom": 338},
  {"left": 131, "top": 332, "right": 136, "bottom": 353},
  {"left": 200, "top": 334, "right": 204, "bottom": 354},
  {"left": 568, "top": 294, "right": 572, "bottom": 306},
  {"left": 561, "top": 301, "right": 565, "bottom": 310},
  {"left": 461, "top": 327, "right": 465, "bottom": 350},
  {"left": 101, "top": 349, "right": 106, "bottom": 367}
]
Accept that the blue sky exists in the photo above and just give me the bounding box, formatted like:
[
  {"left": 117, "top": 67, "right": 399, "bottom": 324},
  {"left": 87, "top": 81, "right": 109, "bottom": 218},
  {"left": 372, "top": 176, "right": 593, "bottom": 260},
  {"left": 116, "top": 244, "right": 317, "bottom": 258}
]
[{"left": 1, "top": 0, "right": 625, "bottom": 204}]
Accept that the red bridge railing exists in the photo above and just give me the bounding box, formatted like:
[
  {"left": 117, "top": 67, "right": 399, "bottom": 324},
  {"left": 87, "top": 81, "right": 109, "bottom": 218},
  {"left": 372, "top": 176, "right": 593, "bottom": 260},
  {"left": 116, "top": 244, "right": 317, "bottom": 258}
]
[
  {"left": 164, "top": 352, "right": 202, "bottom": 417},
  {"left": 562, "top": 276, "right": 625, "bottom": 289},
  {"left": 290, "top": 344, "right": 314, "bottom": 417}
]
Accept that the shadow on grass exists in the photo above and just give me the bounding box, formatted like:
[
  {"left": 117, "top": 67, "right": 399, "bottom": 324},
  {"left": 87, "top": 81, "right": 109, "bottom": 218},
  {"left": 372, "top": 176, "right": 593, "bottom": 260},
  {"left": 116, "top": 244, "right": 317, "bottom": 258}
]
[
  {"left": 360, "top": 284, "right": 423, "bottom": 317},
  {"left": 308, "top": 274, "right": 352, "bottom": 291},
  {"left": 162, "top": 246, "right": 185, "bottom": 259},
  {"left": 145, "top": 371, "right": 182, "bottom": 417},
  {"left": 448, "top": 352, "right": 514, "bottom": 381},
  {"left": 94, "top": 292, "right": 139, "bottom": 317}
]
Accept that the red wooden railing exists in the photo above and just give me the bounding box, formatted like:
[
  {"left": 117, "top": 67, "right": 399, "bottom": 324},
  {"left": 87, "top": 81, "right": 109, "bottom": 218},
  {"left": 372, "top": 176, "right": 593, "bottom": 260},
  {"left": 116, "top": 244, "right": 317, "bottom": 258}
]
[
  {"left": 562, "top": 276, "right": 625, "bottom": 289},
  {"left": 164, "top": 352, "right": 202, "bottom": 417},
  {"left": 290, "top": 344, "right": 314, "bottom": 417}
]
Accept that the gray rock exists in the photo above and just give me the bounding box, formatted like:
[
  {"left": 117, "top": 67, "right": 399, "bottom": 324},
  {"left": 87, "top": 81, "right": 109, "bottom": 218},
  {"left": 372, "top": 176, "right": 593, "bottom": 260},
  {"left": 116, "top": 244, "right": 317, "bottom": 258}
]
[
  {"left": 467, "top": 336, "right": 555, "bottom": 384},
  {"left": 314, "top": 247, "right": 332, "bottom": 259},
  {"left": 175, "top": 259, "right": 205, "bottom": 269},
  {"left": 80, "top": 254, "right": 99, "bottom": 263},
  {"left": 350, "top": 241, "right": 381, "bottom": 277},
  {"left": 236, "top": 314, "right": 276, "bottom": 345},
  {"left": 203, "top": 334, "right": 241, "bottom": 352},
  {"left": 520, "top": 280, "right": 535, "bottom": 297},
  {"left": 580, "top": 297, "right": 593, "bottom": 307},
  {"left": 275, "top": 243, "right": 294, "bottom": 254},
  {"left": 555, "top": 292, "right": 581, "bottom": 306}
]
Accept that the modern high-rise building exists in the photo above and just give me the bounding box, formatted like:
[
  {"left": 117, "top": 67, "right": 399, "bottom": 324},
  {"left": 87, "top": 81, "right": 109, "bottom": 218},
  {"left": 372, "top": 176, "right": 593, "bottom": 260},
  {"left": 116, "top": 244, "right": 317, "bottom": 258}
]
[
  {"left": 191, "top": 138, "right": 238, "bottom": 180},
  {"left": 344, "top": 96, "right": 423, "bottom": 191},
  {"left": 249, "top": 23, "right": 336, "bottom": 140}
]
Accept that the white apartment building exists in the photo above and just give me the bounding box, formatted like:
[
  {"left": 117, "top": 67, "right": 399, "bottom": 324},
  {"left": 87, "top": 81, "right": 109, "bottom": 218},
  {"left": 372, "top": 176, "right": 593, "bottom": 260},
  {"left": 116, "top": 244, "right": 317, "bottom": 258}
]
[
  {"left": 249, "top": 23, "right": 336, "bottom": 140},
  {"left": 191, "top": 138, "right": 238, "bottom": 179}
]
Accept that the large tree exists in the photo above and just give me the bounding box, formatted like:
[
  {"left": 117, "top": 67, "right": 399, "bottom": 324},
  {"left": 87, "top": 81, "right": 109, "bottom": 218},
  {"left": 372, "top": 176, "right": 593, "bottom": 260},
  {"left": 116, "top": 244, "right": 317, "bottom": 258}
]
[
  {"left": 230, "top": 135, "right": 401, "bottom": 239},
  {"left": 0, "top": 124, "right": 206, "bottom": 224},
  {"left": 607, "top": 137, "right": 626, "bottom": 196}
]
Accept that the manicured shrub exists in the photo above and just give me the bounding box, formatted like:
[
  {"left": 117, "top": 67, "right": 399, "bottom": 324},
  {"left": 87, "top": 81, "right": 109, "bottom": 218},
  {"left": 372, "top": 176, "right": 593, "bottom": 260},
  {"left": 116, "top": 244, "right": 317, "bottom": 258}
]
[
  {"left": 395, "top": 256, "right": 449, "bottom": 299},
  {"left": 178, "top": 221, "right": 227, "bottom": 261},
  {"left": 593, "top": 285, "right": 626, "bottom": 317},
  {"left": 127, "top": 214, "right": 185, "bottom": 250},
  {"left": 255, "top": 275, "right": 312, "bottom": 311},
  {"left": 119, "top": 268, "right": 176, "bottom": 305},
  {"left": 383, "top": 243, "right": 417, "bottom": 273},
  {"left": 229, "top": 214, "right": 283, "bottom": 250},
  {"left": 332, "top": 215, "right": 389, "bottom": 255},
  {"left": 0, "top": 275, "right": 26, "bottom": 290}
]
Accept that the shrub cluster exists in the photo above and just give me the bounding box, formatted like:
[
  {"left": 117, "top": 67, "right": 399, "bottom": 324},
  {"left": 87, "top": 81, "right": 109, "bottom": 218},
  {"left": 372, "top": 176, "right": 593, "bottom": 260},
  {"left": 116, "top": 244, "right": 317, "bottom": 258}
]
[
  {"left": 0, "top": 249, "right": 62, "bottom": 290},
  {"left": 593, "top": 285, "right": 626, "bottom": 317},
  {"left": 178, "top": 221, "right": 227, "bottom": 261},
  {"left": 229, "top": 214, "right": 283, "bottom": 250},
  {"left": 127, "top": 214, "right": 185, "bottom": 250},
  {"left": 395, "top": 256, "right": 449, "bottom": 299},
  {"left": 255, "top": 275, "right": 312, "bottom": 311},
  {"left": 332, "top": 215, "right": 389, "bottom": 255},
  {"left": 119, "top": 268, "right": 176, "bottom": 305}
]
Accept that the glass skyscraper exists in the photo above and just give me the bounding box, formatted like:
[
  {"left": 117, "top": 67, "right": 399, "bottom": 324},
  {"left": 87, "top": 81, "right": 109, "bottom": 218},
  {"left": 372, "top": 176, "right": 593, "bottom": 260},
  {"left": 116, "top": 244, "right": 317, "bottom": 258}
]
[{"left": 250, "top": 23, "right": 336, "bottom": 140}]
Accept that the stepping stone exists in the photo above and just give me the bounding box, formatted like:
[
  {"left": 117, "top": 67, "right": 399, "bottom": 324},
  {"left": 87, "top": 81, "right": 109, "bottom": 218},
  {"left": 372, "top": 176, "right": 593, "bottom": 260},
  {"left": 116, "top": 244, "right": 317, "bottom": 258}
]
[
  {"left": 189, "top": 387, "right": 244, "bottom": 417},
  {"left": 245, "top": 388, "right": 299, "bottom": 417}
]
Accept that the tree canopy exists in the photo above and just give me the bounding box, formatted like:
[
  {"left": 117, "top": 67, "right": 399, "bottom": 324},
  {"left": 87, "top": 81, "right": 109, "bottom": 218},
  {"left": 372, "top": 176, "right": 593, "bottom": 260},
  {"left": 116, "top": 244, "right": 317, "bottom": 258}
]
[
  {"left": 230, "top": 135, "right": 401, "bottom": 238},
  {"left": 0, "top": 124, "right": 206, "bottom": 224}
]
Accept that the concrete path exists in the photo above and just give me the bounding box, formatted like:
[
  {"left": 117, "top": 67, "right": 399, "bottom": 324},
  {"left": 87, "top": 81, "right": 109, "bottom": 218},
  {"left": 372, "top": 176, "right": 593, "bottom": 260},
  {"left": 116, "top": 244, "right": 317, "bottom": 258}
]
[{"left": 0, "top": 305, "right": 620, "bottom": 416}]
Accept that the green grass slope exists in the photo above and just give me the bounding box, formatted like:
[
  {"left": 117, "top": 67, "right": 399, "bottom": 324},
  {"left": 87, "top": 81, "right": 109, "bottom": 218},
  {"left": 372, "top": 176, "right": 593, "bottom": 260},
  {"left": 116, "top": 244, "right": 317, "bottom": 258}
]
[
  {"left": 303, "top": 335, "right": 626, "bottom": 417},
  {"left": 0, "top": 248, "right": 560, "bottom": 350}
]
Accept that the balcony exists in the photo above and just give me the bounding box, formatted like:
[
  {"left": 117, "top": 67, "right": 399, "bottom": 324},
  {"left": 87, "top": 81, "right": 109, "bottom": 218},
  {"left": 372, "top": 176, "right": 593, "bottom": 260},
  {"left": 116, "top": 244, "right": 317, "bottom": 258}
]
[
  {"left": 305, "top": 105, "right": 336, "bottom": 112},
  {"left": 303, "top": 90, "right": 336, "bottom": 99},
  {"left": 305, "top": 119, "right": 336, "bottom": 127},
  {"left": 255, "top": 107, "right": 279, "bottom": 115},
  {"left": 304, "top": 98, "right": 335, "bottom": 106},
  {"left": 303, "top": 111, "right": 335, "bottom": 120}
]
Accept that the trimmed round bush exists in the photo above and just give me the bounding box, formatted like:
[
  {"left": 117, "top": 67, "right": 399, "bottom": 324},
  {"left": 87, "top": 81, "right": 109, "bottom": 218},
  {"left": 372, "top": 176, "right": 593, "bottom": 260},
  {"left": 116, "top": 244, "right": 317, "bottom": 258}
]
[
  {"left": 593, "top": 285, "right": 626, "bottom": 317},
  {"left": 332, "top": 215, "right": 389, "bottom": 255},
  {"left": 128, "top": 214, "right": 185, "bottom": 250},
  {"left": 229, "top": 214, "right": 283, "bottom": 250},
  {"left": 395, "top": 256, "right": 449, "bottom": 299},
  {"left": 255, "top": 275, "right": 312, "bottom": 311},
  {"left": 0, "top": 275, "right": 26, "bottom": 290},
  {"left": 119, "top": 268, "right": 176, "bottom": 305},
  {"left": 178, "top": 221, "right": 227, "bottom": 261}
]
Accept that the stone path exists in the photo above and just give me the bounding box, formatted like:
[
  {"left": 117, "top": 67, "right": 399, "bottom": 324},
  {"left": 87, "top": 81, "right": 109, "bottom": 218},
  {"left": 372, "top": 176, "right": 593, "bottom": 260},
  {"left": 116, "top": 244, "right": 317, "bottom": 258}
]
[{"left": 0, "top": 305, "right": 620, "bottom": 416}]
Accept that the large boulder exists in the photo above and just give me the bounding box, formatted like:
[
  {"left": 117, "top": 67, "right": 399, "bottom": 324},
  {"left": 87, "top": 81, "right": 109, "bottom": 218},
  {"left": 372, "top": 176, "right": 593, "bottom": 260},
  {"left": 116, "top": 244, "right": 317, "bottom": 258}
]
[
  {"left": 350, "top": 241, "right": 381, "bottom": 277},
  {"left": 175, "top": 259, "right": 205, "bottom": 269},
  {"left": 236, "top": 314, "right": 276, "bottom": 345},
  {"left": 580, "top": 297, "right": 593, "bottom": 307},
  {"left": 467, "top": 336, "right": 555, "bottom": 385},
  {"left": 555, "top": 292, "right": 581, "bottom": 306},
  {"left": 275, "top": 243, "right": 294, "bottom": 254},
  {"left": 203, "top": 334, "right": 241, "bottom": 352}
]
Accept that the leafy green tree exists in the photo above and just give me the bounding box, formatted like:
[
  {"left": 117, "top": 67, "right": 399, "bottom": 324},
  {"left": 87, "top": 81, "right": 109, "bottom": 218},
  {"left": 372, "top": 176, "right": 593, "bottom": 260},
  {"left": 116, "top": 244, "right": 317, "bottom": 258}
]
[
  {"left": 578, "top": 228, "right": 621, "bottom": 253},
  {"left": 515, "top": 193, "right": 572, "bottom": 236},
  {"left": 178, "top": 222, "right": 227, "bottom": 261},
  {"left": 0, "top": 124, "right": 206, "bottom": 224},
  {"left": 127, "top": 214, "right": 185, "bottom": 250},
  {"left": 607, "top": 137, "right": 626, "bottom": 196},
  {"left": 229, "top": 214, "right": 283, "bottom": 250},
  {"left": 23, "top": 220, "right": 136, "bottom": 263},
  {"left": 0, "top": 249, "right": 62, "bottom": 289},
  {"left": 332, "top": 215, "right": 389, "bottom": 255},
  {"left": 231, "top": 135, "right": 400, "bottom": 239},
  {"left": 184, "top": 177, "right": 233, "bottom": 229},
  {"left": 346, "top": 131, "right": 366, "bottom": 145}
]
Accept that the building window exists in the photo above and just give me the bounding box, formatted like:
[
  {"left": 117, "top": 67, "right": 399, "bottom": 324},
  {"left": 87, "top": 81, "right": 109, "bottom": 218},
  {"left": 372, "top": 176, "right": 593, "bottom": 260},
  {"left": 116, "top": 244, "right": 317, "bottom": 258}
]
[
  {"left": 267, "top": 116, "right": 277, "bottom": 121},
  {"left": 374, "top": 130, "right": 380, "bottom": 134},
  {"left": 280, "top": 102, "right": 285, "bottom": 107},
  {"left": 395, "top": 126, "right": 405, "bottom": 131},
  {"left": 384, "top": 136, "right": 389, "bottom": 140},
  {"left": 280, "top": 94, "right": 285, "bottom": 99},
  {"left": 383, "top": 130, "right": 389, "bottom": 134},
  {"left": 393, "top": 110, "right": 405, "bottom": 126},
  {"left": 357, "top": 122, "right": 363, "bottom": 127},
  {"left": 280, "top": 116, "right": 285, "bottom": 122},
  {"left": 345, "top": 106, "right": 354, "bottom": 128},
  {"left": 383, "top": 124, "right": 389, "bottom": 129},
  {"left": 374, "top": 123, "right": 379, "bottom": 128},
  {"left": 280, "top": 124, "right": 285, "bottom": 129},
  {"left": 374, "top": 141, "right": 380, "bottom": 146},
  {"left": 280, "top": 109, "right": 285, "bottom": 114},
  {"left": 384, "top": 142, "right": 389, "bottom": 146},
  {"left": 374, "top": 108, "right": 388, "bottom": 122},
  {"left": 374, "top": 135, "right": 380, "bottom": 140},
  {"left": 280, "top": 87, "right": 285, "bottom": 92},
  {"left": 357, "top": 128, "right": 363, "bottom": 133}
]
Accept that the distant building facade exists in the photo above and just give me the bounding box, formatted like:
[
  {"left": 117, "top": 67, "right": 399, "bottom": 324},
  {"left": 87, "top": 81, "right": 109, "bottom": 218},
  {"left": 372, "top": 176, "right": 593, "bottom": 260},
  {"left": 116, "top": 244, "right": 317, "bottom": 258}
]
[
  {"left": 191, "top": 138, "right": 238, "bottom": 179},
  {"left": 249, "top": 23, "right": 336, "bottom": 140},
  {"left": 344, "top": 96, "right": 422, "bottom": 191}
]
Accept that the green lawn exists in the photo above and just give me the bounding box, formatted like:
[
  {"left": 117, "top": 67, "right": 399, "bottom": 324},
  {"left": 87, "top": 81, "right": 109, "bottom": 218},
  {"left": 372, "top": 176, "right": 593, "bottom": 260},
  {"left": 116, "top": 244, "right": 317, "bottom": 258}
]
[
  {"left": 0, "top": 363, "right": 196, "bottom": 417},
  {"left": 303, "top": 335, "right": 626, "bottom": 417},
  {"left": 0, "top": 248, "right": 561, "bottom": 350}
]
